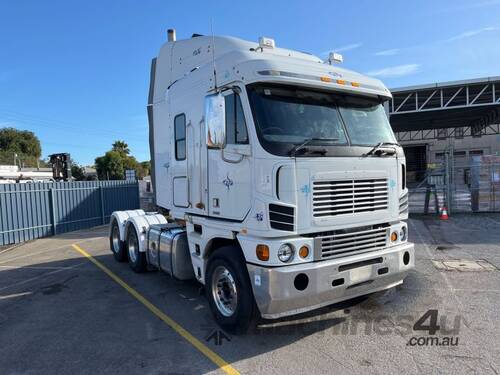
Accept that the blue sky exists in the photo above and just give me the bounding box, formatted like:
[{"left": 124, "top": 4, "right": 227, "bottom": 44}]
[{"left": 1, "top": 0, "right": 499, "bottom": 165}]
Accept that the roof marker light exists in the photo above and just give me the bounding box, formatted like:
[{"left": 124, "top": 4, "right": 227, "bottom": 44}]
[
  {"left": 320, "top": 76, "right": 332, "bottom": 82},
  {"left": 259, "top": 37, "right": 276, "bottom": 49},
  {"left": 336, "top": 79, "right": 345, "bottom": 85},
  {"left": 328, "top": 52, "right": 343, "bottom": 64},
  {"left": 351, "top": 82, "right": 360, "bottom": 87}
]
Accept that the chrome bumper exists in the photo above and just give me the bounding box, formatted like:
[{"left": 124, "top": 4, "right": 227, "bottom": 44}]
[{"left": 247, "top": 242, "right": 414, "bottom": 319}]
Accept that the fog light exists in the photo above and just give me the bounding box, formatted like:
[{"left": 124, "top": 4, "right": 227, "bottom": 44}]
[
  {"left": 294, "top": 273, "right": 309, "bottom": 290},
  {"left": 278, "top": 243, "right": 294, "bottom": 263},
  {"left": 299, "top": 245, "right": 309, "bottom": 259},
  {"left": 403, "top": 251, "right": 410, "bottom": 265},
  {"left": 256, "top": 244, "right": 269, "bottom": 261},
  {"left": 390, "top": 231, "right": 398, "bottom": 242}
]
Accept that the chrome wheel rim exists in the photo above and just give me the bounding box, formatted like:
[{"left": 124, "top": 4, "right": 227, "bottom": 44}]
[
  {"left": 211, "top": 266, "right": 238, "bottom": 317},
  {"left": 111, "top": 224, "right": 120, "bottom": 253},
  {"left": 127, "top": 231, "right": 138, "bottom": 263}
]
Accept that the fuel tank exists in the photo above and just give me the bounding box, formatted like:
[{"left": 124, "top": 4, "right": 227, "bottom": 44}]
[{"left": 147, "top": 224, "right": 194, "bottom": 280}]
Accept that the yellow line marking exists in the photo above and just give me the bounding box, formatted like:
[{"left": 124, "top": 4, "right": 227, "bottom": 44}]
[{"left": 71, "top": 244, "right": 239, "bottom": 375}]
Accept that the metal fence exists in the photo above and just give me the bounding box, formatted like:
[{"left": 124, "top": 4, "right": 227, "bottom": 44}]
[
  {"left": 408, "top": 154, "right": 500, "bottom": 214},
  {"left": 0, "top": 180, "right": 139, "bottom": 246}
]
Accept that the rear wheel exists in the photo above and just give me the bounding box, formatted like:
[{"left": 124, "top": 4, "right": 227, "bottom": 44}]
[
  {"left": 126, "top": 226, "right": 147, "bottom": 273},
  {"left": 109, "top": 219, "right": 126, "bottom": 262},
  {"left": 205, "top": 246, "right": 257, "bottom": 334}
]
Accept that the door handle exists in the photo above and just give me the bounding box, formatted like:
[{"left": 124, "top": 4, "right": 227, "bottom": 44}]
[{"left": 221, "top": 148, "right": 244, "bottom": 163}]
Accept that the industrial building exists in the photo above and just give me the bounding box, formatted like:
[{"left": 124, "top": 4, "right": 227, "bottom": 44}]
[
  {"left": 388, "top": 76, "right": 500, "bottom": 184},
  {"left": 388, "top": 76, "right": 500, "bottom": 213}
]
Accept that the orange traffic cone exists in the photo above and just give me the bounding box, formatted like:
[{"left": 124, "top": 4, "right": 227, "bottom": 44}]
[{"left": 440, "top": 206, "right": 449, "bottom": 220}]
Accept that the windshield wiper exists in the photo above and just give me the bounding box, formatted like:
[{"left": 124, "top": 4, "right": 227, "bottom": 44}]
[
  {"left": 289, "top": 138, "right": 338, "bottom": 157},
  {"left": 364, "top": 142, "right": 400, "bottom": 157}
]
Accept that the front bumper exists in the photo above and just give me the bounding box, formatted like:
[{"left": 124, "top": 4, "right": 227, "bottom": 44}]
[{"left": 247, "top": 242, "right": 414, "bottom": 319}]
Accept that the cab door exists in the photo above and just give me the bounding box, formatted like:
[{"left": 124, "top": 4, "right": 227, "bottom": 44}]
[{"left": 207, "top": 91, "right": 252, "bottom": 220}]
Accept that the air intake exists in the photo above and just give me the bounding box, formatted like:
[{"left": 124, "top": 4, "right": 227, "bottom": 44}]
[
  {"left": 269, "top": 204, "right": 294, "bottom": 232},
  {"left": 312, "top": 178, "right": 389, "bottom": 217},
  {"left": 305, "top": 223, "right": 390, "bottom": 260}
]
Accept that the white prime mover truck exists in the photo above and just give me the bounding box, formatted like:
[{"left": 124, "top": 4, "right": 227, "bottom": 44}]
[{"left": 109, "top": 30, "right": 414, "bottom": 333}]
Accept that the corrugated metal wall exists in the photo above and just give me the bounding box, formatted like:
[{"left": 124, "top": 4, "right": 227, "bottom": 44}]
[{"left": 0, "top": 180, "right": 139, "bottom": 246}]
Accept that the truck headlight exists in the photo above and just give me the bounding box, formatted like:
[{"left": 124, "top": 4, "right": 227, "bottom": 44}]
[
  {"left": 399, "top": 226, "right": 407, "bottom": 241},
  {"left": 278, "top": 243, "right": 294, "bottom": 263}
]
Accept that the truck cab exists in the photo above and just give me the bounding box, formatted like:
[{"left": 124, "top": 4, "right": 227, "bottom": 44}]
[{"left": 110, "top": 31, "right": 413, "bottom": 333}]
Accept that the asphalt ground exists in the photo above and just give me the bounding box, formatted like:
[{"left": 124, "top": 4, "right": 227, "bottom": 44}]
[{"left": 0, "top": 214, "right": 499, "bottom": 374}]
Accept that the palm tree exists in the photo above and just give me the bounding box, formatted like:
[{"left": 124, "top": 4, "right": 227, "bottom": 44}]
[{"left": 112, "top": 140, "right": 130, "bottom": 155}]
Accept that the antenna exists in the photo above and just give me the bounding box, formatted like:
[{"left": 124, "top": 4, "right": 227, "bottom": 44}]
[{"left": 210, "top": 20, "right": 218, "bottom": 90}]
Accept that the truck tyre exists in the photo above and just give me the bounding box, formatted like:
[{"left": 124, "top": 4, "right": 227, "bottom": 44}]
[
  {"left": 109, "top": 219, "right": 127, "bottom": 262},
  {"left": 205, "top": 246, "right": 257, "bottom": 334},
  {"left": 126, "top": 226, "right": 147, "bottom": 273}
]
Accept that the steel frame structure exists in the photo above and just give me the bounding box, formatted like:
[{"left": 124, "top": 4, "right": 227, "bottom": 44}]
[
  {"left": 389, "top": 78, "right": 500, "bottom": 115},
  {"left": 389, "top": 77, "right": 500, "bottom": 142},
  {"left": 395, "top": 123, "right": 500, "bottom": 142}
]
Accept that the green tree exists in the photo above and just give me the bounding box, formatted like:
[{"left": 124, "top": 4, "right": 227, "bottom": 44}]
[
  {"left": 95, "top": 141, "right": 148, "bottom": 180},
  {"left": 0, "top": 127, "right": 44, "bottom": 167},
  {"left": 112, "top": 140, "right": 130, "bottom": 155},
  {"left": 95, "top": 151, "right": 124, "bottom": 180},
  {"left": 0, "top": 127, "right": 41, "bottom": 157},
  {"left": 140, "top": 161, "right": 151, "bottom": 176},
  {"left": 71, "top": 164, "right": 86, "bottom": 181}
]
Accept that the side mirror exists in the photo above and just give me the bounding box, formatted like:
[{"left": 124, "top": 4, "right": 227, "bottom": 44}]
[{"left": 205, "top": 93, "right": 226, "bottom": 148}]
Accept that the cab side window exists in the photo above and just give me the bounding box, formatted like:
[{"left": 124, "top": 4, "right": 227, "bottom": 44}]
[
  {"left": 225, "top": 94, "right": 249, "bottom": 145},
  {"left": 174, "top": 114, "right": 186, "bottom": 160}
]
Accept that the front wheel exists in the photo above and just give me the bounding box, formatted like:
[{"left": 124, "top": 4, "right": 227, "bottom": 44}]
[
  {"left": 126, "top": 226, "right": 147, "bottom": 273},
  {"left": 205, "top": 246, "right": 257, "bottom": 334}
]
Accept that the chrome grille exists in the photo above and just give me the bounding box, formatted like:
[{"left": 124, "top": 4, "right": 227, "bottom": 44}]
[
  {"left": 313, "top": 178, "right": 388, "bottom": 217},
  {"left": 310, "top": 224, "right": 389, "bottom": 260}
]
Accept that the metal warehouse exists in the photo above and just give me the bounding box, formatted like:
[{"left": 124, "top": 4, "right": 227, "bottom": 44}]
[{"left": 388, "top": 76, "right": 500, "bottom": 212}]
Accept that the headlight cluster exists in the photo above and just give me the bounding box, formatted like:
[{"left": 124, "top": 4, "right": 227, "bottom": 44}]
[
  {"left": 390, "top": 225, "right": 407, "bottom": 243},
  {"left": 278, "top": 243, "right": 294, "bottom": 263},
  {"left": 257, "top": 243, "right": 310, "bottom": 263},
  {"left": 399, "top": 226, "right": 407, "bottom": 241}
]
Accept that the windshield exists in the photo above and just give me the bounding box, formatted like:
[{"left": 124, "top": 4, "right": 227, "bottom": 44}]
[
  {"left": 247, "top": 84, "right": 396, "bottom": 156},
  {"left": 337, "top": 95, "right": 396, "bottom": 146}
]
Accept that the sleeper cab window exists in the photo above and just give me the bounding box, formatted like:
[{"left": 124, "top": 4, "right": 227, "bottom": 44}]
[
  {"left": 225, "top": 93, "right": 249, "bottom": 145},
  {"left": 174, "top": 114, "right": 186, "bottom": 160}
]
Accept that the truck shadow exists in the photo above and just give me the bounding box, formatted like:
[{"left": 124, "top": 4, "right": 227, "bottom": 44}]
[{"left": 0, "top": 246, "right": 419, "bottom": 374}]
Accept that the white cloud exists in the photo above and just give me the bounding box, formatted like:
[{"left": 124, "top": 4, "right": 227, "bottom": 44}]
[
  {"left": 372, "top": 26, "right": 497, "bottom": 58},
  {"left": 365, "top": 64, "right": 420, "bottom": 78},
  {"left": 335, "top": 42, "right": 362, "bottom": 52},
  {"left": 374, "top": 48, "right": 400, "bottom": 56},
  {"left": 321, "top": 42, "right": 362, "bottom": 56},
  {"left": 446, "top": 26, "right": 496, "bottom": 42}
]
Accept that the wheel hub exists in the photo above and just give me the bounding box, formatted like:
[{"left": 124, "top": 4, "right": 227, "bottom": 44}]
[
  {"left": 112, "top": 225, "right": 120, "bottom": 253},
  {"left": 128, "top": 232, "right": 138, "bottom": 263},
  {"left": 211, "top": 266, "right": 238, "bottom": 317}
]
